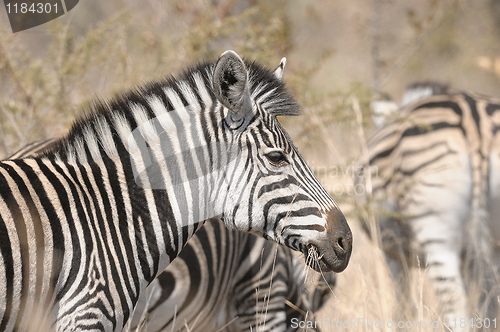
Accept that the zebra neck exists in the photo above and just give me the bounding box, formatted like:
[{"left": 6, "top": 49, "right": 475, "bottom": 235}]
[{"left": 50, "top": 103, "right": 238, "bottom": 288}]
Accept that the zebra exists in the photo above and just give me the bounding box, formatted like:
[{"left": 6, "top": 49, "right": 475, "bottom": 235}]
[
  {"left": 128, "top": 217, "right": 336, "bottom": 332},
  {"left": 370, "top": 81, "right": 450, "bottom": 129},
  {"left": 4, "top": 140, "right": 59, "bottom": 159},
  {"left": 0, "top": 50, "right": 352, "bottom": 331},
  {"left": 400, "top": 81, "right": 449, "bottom": 108},
  {"left": 6, "top": 139, "right": 336, "bottom": 331},
  {"left": 359, "top": 87, "right": 500, "bottom": 329}
]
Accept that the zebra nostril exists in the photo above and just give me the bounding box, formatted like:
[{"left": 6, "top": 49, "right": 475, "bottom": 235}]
[
  {"left": 333, "top": 235, "right": 348, "bottom": 255},
  {"left": 333, "top": 232, "right": 352, "bottom": 256},
  {"left": 337, "top": 237, "right": 346, "bottom": 252}
]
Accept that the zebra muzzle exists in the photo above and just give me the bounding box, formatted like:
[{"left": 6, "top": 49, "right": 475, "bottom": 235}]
[{"left": 305, "top": 208, "right": 352, "bottom": 273}]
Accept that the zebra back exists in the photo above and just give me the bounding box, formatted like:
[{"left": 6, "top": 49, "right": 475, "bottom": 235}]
[
  {"left": 5, "top": 139, "right": 58, "bottom": 159},
  {"left": 370, "top": 81, "right": 450, "bottom": 129}
]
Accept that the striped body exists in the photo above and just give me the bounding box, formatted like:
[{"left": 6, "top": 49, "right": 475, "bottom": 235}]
[
  {"left": 363, "top": 91, "right": 500, "bottom": 327},
  {"left": 7, "top": 141, "right": 334, "bottom": 331},
  {"left": 130, "top": 217, "right": 330, "bottom": 332},
  {"left": 0, "top": 51, "right": 351, "bottom": 331}
]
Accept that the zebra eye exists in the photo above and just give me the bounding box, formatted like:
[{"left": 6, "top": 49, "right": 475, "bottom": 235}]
[{"left": 265, "top": 151, "right": 288, "bottom": 167}]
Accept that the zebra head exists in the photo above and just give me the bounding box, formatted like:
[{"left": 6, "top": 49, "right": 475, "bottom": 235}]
[{"left": 211, "top": 51, "right": 352, "bottom": 273}]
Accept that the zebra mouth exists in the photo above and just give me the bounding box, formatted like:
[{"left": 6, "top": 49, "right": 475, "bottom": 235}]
[
  {"left": 303, "top": 243, "right": 350, "bottom": 273},
  {"left": 303, "top": 244, "right": 333, "bottom": 273}
]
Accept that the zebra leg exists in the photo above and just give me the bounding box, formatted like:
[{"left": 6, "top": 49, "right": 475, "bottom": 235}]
[
  {"left": 418, "top": 235, "right": 468, "bottom": 330},
  {"left": 408, "top": 193, "right": 470, "bottom": 330}
]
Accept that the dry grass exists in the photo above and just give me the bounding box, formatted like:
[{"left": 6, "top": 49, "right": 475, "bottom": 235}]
[
  {"left": 310, "top": 210, "right": 500, "bottom": 332},
  {"left": 0, "top": 0, "right": 293, "bottom": 156},
  {"left": 313, "top": 216, "right": 425, "bottom": 332}
]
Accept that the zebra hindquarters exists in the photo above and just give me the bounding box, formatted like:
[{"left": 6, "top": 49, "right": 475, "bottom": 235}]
[
  {"left": 226, "top": 235, "right": 326, "bottom": 332},
  {"left": 376, "top": 126, "right": 473, "bottom": 328},
  {"left": 403, "top": 129, "right": 472, "bottom": 328},
  {"left": 365, "top": 91, "right": 500, "bottom": 330}
]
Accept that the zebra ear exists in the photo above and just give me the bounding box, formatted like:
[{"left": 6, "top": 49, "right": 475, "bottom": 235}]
[
  {"left": 213, "top": 50, "right": 252, "bottom": 117},
  {"left": 273, "top": 57, "right": 286, "bottom": 81}
]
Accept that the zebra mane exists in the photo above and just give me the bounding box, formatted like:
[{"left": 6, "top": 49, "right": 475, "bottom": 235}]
[
  {"left": 44, "top": 58, "right": 300, "bottom": 161},
  {"left": 243, "top": 60, "right": 300, "bottom": 116},
  {"left": 181, "top": 59, "right": 301, "bottom": 116}
]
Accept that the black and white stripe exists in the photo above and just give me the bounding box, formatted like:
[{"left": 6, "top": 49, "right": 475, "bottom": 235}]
[
  {"left": 5, "top": 139, "right": 59, "bottom": 159},
  {"left": 129, "top": 217, "right": 334, "bottom": 332},
  {"left": 361, "top": 87, "right": 500, "bottom": 328},
  {"left": 6, "top": 140, "right": 336, "bottom": 332},
  {"left": 0, "top": 50, "right": 351, "bottom": 331}
]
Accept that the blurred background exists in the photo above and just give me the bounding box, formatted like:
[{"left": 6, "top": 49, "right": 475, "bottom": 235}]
[
  {"left": 3, "top": 0, "right": 500, "bottom": 158},
  {"left": 1, "top": 0, "right": 500, "bottom": 330}
]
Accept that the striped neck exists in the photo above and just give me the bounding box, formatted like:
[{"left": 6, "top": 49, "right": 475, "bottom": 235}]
[{"left": 40, "top": 65, "right": 250, "bottom": 289}]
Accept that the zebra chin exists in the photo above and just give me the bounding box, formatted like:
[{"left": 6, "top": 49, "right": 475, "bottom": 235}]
[
  {"left": 282, "top": 208, "right": 352, "bottom": 273},
  {"left": 303, "top": 243, "right": 351, "bottom": 273},
  {"left": 304, "top": 208, "right": 353, "bottom": 273}
]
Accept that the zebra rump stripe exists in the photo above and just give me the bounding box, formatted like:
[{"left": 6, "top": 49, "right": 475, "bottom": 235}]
[
  {"left": 6, "top": 140, "right": 335, "bottom": 331},
  {"left": 361, "top": 89, "right": 500, "bottom": 329},
  {"left": 0, "top": 50, "right": 351, "bottom": 331}
]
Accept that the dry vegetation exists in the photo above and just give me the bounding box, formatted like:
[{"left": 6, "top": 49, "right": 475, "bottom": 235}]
[{"left": 2, "top": 0, "right": 500, "bottom": 331}]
